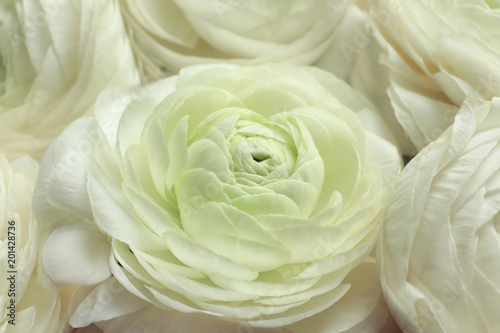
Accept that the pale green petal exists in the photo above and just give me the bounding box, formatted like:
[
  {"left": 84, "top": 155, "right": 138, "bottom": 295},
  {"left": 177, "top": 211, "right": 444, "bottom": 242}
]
[
  {"left": 318, "top": 137, "right": 362, "bottom": 203},
  {"left": 122, "top": 145, "right": 159, "bottom": 200},
  {"left": 192, "top": 297, "right": 309, "bottom": 321},
  {"left": 194, "top": 231, "right": 290, "bottom": 272},
  {"left": 234, "top": 172, "right": 265, "bottom": 186},
  {"left": 110, "top": 250, "right": 170, "bottom": 305},
  {"left": 188, "top": 126, "right": 231, "bottom": 164},
  {"left": 179, "top": 200, "right": 238, "bottom": 239},
  {"left": 209, "top": 273, "right": 320, "bottom": 297},
  {"left": 122, "top": 183, "right": 182, "bottom": 235},
  {"left": 231, "top": 192, "right": 301, "bottom": 216},
  {"left": 242, "top": 86, "right": 309, "bottom": 117},
  {"left": 224, "top": 182, "right": 273, "bottom": 199},
  {"left": 113, "top": 239, "right": 165, "bottom": 288},
  {"left": 254, "top": 265, "right": 352, "bottom": 307},
  {"left": 133, "top": 249, "right": 205, "bottom": 279},
  {"left": 175, "top": 169, "right": 232, "bottom": 230},
  {"left": 165, "top": 115, "right": 189, "bottom": 190},
  {"left": 309, "top": 191, "right": 343, "bottom": 225},
  {"left": 268, "top": 179, "right": 318, "bottom": 218},
  {"left": 135, "top": 254, "right": 257, "bottom": 303},
  {"left": 255, "top": 214, "right": 311, "bottom": 230},
  {"left": 295, "top": 242, "right": 373, "bottom": 280},
  {"left": 270, "top": 223, "right": 371, "bottom": 264},
  {"left": 188, "top": 109, "right": 241, "bottom": 142},
  {"left": 117, "top": 97, "right": 157, "bottom": 157},
  {"left": 184, "top": 139, "right": 232, "bottom": 178},
  {"left": 218, "top": 203, "right": 282, "bottom": 245},
  {"left": 92, "top": 140, "right": 123, "bottom": 189},
  {"left": 145, "top": 286, "right": 208, "bottom": 315},
  {"left": 244, "top": 284, "right": 351, "bottom": 326},
  {"left": 161, "top": 87, "right": 244, "bottom": 141},
  {"left": 88, "top": 174, "right": 166, "bottom": 251},
  {"left": 164, "top": 231, "right": 258, "bottom": 281},
  {"left": 285, "top": 107, "right": 360, "bottom": 156},
  {"left": 142, "top": 116, "right": 170, "bottom": 199},
  {"left": 236, "top": 122, "right": 289, "bottom": 144},
  {"left": 112, "top": 249, "right": 203, "bottom": 315}
]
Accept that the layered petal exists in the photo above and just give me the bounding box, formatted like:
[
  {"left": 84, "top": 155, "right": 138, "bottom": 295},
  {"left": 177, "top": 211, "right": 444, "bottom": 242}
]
[{"left": 379, "top": 98, "right": 500, "bottom": 332}]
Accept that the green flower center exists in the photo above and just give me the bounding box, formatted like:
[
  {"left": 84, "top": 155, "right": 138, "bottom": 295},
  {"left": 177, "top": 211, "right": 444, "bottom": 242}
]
[{"left": 228, "top": 119, "right": 297, "bottom": 182}]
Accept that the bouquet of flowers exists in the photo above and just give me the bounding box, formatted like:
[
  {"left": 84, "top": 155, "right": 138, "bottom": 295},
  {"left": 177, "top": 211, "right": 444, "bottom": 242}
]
[{"left": 1, "top": 1, "right": 499, "bottom": 332}]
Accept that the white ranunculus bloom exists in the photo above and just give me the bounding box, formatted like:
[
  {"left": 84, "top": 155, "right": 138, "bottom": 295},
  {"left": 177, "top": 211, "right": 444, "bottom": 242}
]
[
  {"left": 379, "top": 97, "right": 500, "bottom": 333},
  {"left": 0, "top": 0, "right": 139, "bottom": 161},
  {"left": 0, "top": 154, "right": 63, "bottom": 332},
  {"left": 118, "top": 0, "right": 353, "bottom": 78},
  {"left": 351, "top": 0, "right": 500, "bottom": 152},
  {"left": 34, "top": 64, "right": 401, "bottom": 331}
]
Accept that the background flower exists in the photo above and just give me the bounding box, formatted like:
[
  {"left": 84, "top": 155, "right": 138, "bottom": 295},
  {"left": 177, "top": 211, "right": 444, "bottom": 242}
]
[
  {"left": 0, "top": 0, "right": 139, "bottom": 161},
  {"left": 378, "top": 97, "right": 500, "bottom": 332},
  {"left": 34, "top": 64, "right": 400, "bottom": 331},
  {"left": 0, "top": 154, "right": 65, "bottom": 332},
  {"left": 350, "top": 0, "right": 500, "bottom": 153},
  {"left": 119, "top": 0, "right": 354, "bottom": 79}
]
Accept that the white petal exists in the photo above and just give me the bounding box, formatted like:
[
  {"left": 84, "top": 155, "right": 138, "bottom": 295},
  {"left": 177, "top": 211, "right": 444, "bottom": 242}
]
[
  {"left": 42, "top": 221, "right": 111, "bottom": 285},
  {"left": 69, "top": 278, "right": 149, "bottom": 328},
  {"left": 33, "top": 118, "right": 97, "bottom": 225},
  {"left": 365, "top": 132, "right": 402, "bottom": 187},
  {"left": 11, "top": 273, "right": 61, "bottom": 333}
]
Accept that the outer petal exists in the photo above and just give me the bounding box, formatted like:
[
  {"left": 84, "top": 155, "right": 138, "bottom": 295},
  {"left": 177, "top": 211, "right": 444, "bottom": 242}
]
[
  {"left": 285, "top": 261, "right": 386, "bottom": 333},
  {"left": 42, "top": 221, "right": 112, "bottom": 286},
  {"left": 95, "top": 306, "right": 284, "bottom": 333},
  {"left": 33, "top": 118, "right": 97, "bottom": 225},
  {"left": 68, "top": 278, "right": 149, "bottom": 328}
]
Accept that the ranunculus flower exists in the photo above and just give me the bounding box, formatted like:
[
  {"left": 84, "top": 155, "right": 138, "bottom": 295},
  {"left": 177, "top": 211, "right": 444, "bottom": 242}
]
[
  {"left": 0, "top": 154, "right": 64, "bottom": 332},
  {"left": 351, "top": 0, "right": 500, "bottom": 152},
  {"left": 0, "top": 0, "right": 138, "bottom": 161},
  {"left": 34, "top": 64, "right": 400, "bottom": 331},
  {"left": 118, "top": 0, "right": 354, "bottom": 77},
  {"left": 379, "top": 97, "right": 500, "bottom": 332}
]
